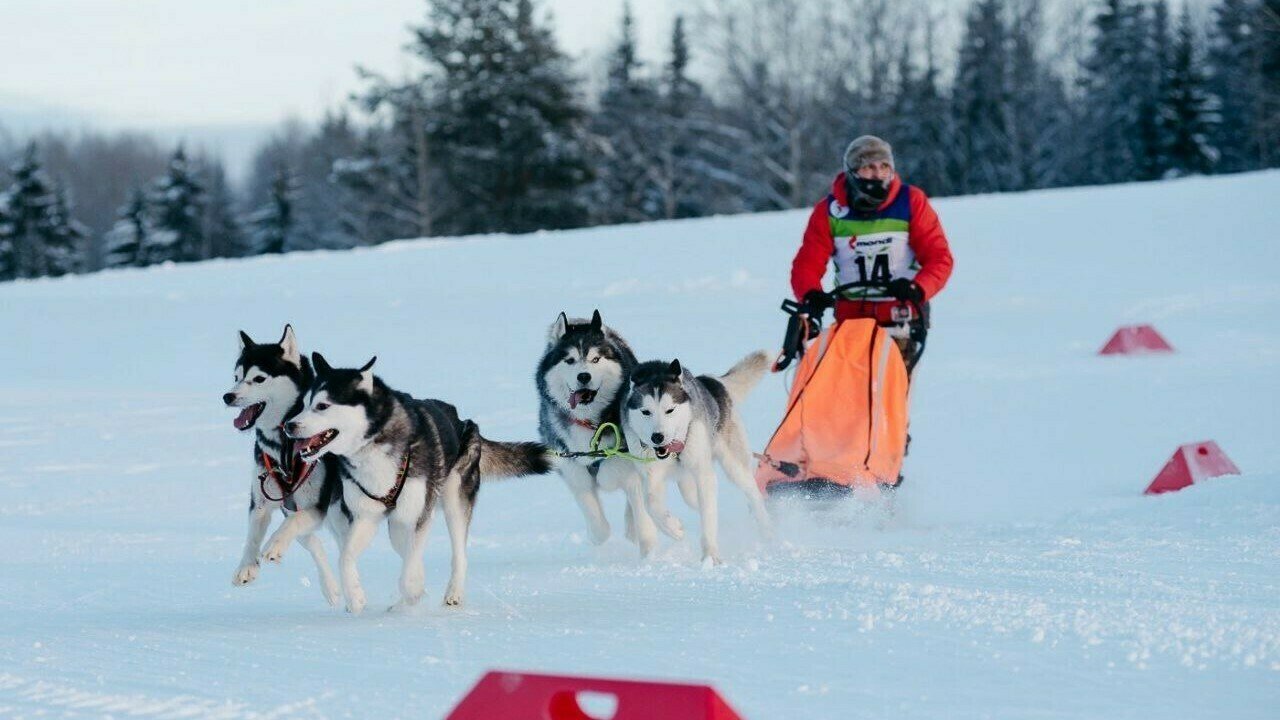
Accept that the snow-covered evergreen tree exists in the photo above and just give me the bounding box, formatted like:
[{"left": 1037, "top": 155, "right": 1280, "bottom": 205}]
[
  {"left": 1006, "top": 0, "right": 1071, "bottom": 189},
  {"left": 145, "top": 147, "right": 205, "bottom": 265},
  {"left": 1256, "top": 0, "right": 1280, "bottom": 167},
  {"left": 202, "top": 160, "right": 244, "bottom": 259},
  {"left": 589, "top": 2, "right": 663, "bottom": 224},
  {"left": 45, "top": 185, "right": 86, "bottom": 276},
  {"left": 296, "top": 112, "right": 362, "bottom": 249},
  {"left": 891, "top": 16, "right": 956, "bottom": 197},
  {"left": 0, "top": 190, "right": 11, "bottom": 280},
  {"left": 1209, "top": 0, "right": 1259, "bottom": 171},
  {"left": 952, "top": 0, "right": 1013, "bottom": 193},
  {"left": 104, "top": 187, "right": 149, "bottom": 268},
  {"left": 408, "top": 0, "right": 591, "bottom": 234},
  {"left": 246, "top": 166, "right": 297, "bottom": 255},
  {"left": 651, "top": 14, "right": 743, "bottom": 219},
  {"left": 0, "top": 144, "right": 84, "bottom": 279},
  {"left": 1080, "top": 0, "right": 1157, "bottom": 184},
  {"left": 1163, "top": 3, "right": 1219, "bottom": 175}
]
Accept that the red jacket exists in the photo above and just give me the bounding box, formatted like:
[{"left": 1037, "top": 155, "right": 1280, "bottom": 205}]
[{"left": 791, "top": 174, "right": 954, "bottom": 323}]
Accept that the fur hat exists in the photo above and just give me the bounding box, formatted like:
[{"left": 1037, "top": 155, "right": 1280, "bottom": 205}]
[{"left": 843, "top": 135, "right": 895, "bottom": 173}]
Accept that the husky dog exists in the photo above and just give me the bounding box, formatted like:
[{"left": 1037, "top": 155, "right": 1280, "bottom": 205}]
[
  {"left": 536, "top": 311, "right": 680, "bottom": 554},
  {"left": 285, "top": 353, "right": 551, "bottom": 614},
  {"left": 222, "top": 325, "right": 342, "bottom": 605},
  {"left": 621, "top": 352, "right": 774, "bottom": 564}
]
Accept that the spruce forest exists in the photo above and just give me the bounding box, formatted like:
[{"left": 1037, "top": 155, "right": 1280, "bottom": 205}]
[{"left": 1, "top": 0, "right": 1276, "bottom": 281}]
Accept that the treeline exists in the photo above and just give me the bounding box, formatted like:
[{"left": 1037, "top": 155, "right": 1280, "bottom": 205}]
[{"left": 1, "top": 0, "right": 1277, "bottom": 282}]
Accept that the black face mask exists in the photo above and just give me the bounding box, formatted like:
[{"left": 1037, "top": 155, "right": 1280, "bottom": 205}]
[{"left": 847, "top": 175, "right": 890, "bottom": 213}]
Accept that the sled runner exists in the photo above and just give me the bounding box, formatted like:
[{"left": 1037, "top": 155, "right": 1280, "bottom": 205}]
[{"left": 755, "top": 282, "right": 915, "bottom": 498}]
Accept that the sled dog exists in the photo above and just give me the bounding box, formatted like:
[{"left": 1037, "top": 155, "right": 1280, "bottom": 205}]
[
  {"left": 536, "top": 311, "right": 685, "bottom": 555},
  {"left": 286, "top": 353, "right": 551, "bottom": 614},
  {"left": 222, "top": 325, "right": 342, "bottom": 605},
  {"left": 621, "top": 352, "right": 774, "bottom": 564}
]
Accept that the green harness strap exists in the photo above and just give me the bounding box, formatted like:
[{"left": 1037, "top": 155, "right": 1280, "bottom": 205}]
[{"left": 548, "top": 422, "right": 659, "bottom": 464}]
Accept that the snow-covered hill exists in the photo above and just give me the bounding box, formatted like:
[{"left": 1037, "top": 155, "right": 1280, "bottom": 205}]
[{"left": 1, "top": 172, "right": 1277, "bottom": 718}]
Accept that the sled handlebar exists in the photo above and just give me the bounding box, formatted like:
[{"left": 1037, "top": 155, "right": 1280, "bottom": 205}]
[{"left": 773, "top": 282, "right": 924, "bottom": 372}]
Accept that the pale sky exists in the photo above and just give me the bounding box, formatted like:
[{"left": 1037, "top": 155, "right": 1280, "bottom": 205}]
[{"left": 0, "top": 0, "right": 679, "bottom": 130}]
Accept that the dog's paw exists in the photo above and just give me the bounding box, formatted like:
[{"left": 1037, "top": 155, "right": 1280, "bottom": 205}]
[
  {"left": 637, "top": 535, "right": 657, "bottom": 560},
  {"left": 261, "top": 540, "right": 289, "bottom": 563},
  {"left": 387, "top": 595, "right": 421, "bottom": 613},
  {"left": 701, "top": 553, "right": 723, "bottom": 569},
  {"left": 256, "top": 532, "right": 286, "bottom": 561},
  {"left": 443, "top": 591, "right": 464, "bottom": 607},
  {"left": 659, "top": 513, "right": 685, "bottom": 540},
  {"left": 322, "top": 581, "right": 341, "bottom": 608},
  {"left": 345, "top": 588, "right": 367, "bottom": 615},
  {"left": 588, "top": 521, "right": 611, "bottom": 546},
  {"left": 232, "top": 563, "right": 259, "bottom": 586}
]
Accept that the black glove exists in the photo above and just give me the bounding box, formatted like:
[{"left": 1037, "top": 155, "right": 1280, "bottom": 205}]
[
  {"left": 802, "top": 290, "right": 834, "bottom": 314},
  {"left": 885, "top": 279, "right": 924, "bottom": 303}
]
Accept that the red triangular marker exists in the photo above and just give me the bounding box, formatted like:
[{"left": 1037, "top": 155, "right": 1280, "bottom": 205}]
[
  {"left": 1099, "top": 325, "right": 1174, "bottom": 355},
  {"left": 448, "top": 671, "right": 744, "bottom": 720},
  {"left": 1145, "top": 441, "right": 1241, "bottom": 494}
]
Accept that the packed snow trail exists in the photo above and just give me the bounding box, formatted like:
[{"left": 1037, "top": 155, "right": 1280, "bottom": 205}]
[{"left": 0, "top": 172, "right": 1277, "bottom": 718}]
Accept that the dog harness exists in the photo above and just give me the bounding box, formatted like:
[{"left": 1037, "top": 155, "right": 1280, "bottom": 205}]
[
  {"left": 350, "top": 451, "right": 412, "bottom": 511},
  {"left": 258, "top": 432, "right": 316, "bottom": 504},
  {"left": 548, "top": 422, "right": 661, "bottom": 464}
]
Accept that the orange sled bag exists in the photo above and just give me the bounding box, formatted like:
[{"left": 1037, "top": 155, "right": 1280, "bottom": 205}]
[{"left": 755, "top": 318, "right": 910, "bottom": 494}]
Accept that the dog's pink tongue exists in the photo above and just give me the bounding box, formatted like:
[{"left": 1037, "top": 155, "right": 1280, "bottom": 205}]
[
  {"left": 233, "top": 407, "right": 257, "bottom": 430},
  {"left": 568, "top": 392, "right": 579, "bottom": 409},
  {"left": 666, "top": 440, "right": 686, "bottom": 453}
]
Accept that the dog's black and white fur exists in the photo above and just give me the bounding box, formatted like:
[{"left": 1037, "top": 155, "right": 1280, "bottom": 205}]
[
  {"left": 536, "top": 311, "right": 688, "bottom": 556},
  {"left": 286, "top": 353, "right": 551, "bottom": 614},
  {"left": 621, "top": 352, "right": 774, "bottom": 564},
  {"left": 222, "top": 325, "right": 343, "bottom": 605}
]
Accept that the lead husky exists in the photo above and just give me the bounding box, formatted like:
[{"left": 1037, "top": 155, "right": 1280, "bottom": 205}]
[
  {"left": 222, "top": 325, "right": 342, "bottom": 605},
  {"left": 536, "top": 311, "right": 680, "bottom": 555},
  {"left": 621, "top": 352, "right": 774, "bottom": 564},
  {"left": 286, "top": 353, "right": 551, "bottom": 614}
]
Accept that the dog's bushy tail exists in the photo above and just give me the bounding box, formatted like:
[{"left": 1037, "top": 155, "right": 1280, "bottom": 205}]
[
  {"left": 719, "top": 350, "right": 772, "bottom": 404},
  {"left": 479, "top": 436, "right": 553, "bottom": 480}
]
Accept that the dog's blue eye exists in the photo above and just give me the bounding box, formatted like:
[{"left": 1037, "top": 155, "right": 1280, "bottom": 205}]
[{"left": 590, "top": 357, "right": 600, "bottom": 364}]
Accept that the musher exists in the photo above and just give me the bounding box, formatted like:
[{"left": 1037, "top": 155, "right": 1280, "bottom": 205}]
[{"left": 789, "top": 135, "right": 954, "bottom": 484}]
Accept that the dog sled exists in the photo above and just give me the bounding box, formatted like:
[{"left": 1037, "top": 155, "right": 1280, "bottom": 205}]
[{"left": 754, "top": 282, "right": 921, "bottom": 500}]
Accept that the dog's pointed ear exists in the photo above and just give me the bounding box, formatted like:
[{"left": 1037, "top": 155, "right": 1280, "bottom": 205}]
[
  {"left": 278, "top": 324, "right": 300, "bottom": 365},
  {"left": 312, "top": 352, "right": 332, "bottom": 376},
  {"left": 239, "top": 330, "right": 254, "bottom": 351},
  {"left": 358, "top": 356, "right": 376, "bottom": 393},
  {"left": 590, "top": 309, "right": 603, "bottom": 331},
  {"left": 668, "top": 359, "right": 682, "bottom": 379},
  {"left": 549, "top": 312, "right": 569, "bottom": 343}
]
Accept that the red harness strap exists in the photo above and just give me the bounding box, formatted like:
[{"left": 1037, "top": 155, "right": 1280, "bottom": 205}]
[
  {"left": 569, "top": 416, "right": 598, "bottom": 431},
  {"left": 351, "top": 451, "right": 412, "bottom": 511},
  {"left": 259, "top": 436, "right": 316, "bottom": 503}
]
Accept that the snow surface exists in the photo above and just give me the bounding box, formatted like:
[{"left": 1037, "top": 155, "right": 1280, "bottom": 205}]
[{"left": 0, "top": 172, "right": 1277, "bottom": 719}]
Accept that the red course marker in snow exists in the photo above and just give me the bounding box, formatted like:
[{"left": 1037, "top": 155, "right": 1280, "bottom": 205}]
[
  {"left": 447, "top": 671, "right": 744, "bottom": 720},
  {"left": 1098, "top": 324, "right": 1174, "bottom": 355},
  {"left": 1144, "top": 441, "right": 1241, "bottom": 495}
]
